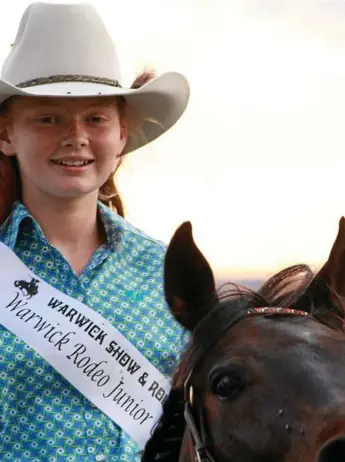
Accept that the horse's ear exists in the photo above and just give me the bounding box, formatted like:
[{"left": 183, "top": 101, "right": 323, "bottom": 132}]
[
  {"left": 315, "top": 217, "right": 345, "bottom": 298},
  {"left": 164, "top": 222, "right": 217, "bottom": 331},
  {"left": 293, "top": 218, "right": 345, "bottom": 324}
]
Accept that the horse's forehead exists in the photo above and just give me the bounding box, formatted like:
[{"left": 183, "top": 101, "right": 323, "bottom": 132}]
[{"left": 222, "top": 316, "right": 345, "bottom": 353}]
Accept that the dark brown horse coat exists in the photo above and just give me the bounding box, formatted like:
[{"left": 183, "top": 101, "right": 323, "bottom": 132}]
[{"left": 142, "top": 218, "right": 345, "bottom": 462}]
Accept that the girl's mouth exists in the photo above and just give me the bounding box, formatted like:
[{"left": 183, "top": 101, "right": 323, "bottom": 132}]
[{"left": 51, "top": 159, "right": 94, "bottom": 167}]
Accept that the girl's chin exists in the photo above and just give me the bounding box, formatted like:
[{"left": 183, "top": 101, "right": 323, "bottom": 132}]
[{"left": 45, "top": 184, "right": 100, "bottom": 199}]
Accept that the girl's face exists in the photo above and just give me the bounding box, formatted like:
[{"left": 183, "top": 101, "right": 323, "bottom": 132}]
[{"left": 0, "top": 95, "right": 127, "bottom": 202}]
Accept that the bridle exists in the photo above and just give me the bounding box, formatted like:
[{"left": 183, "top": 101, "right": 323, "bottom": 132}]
[{"left": 182, "top": 305, "right": 309, "bottom": 462}]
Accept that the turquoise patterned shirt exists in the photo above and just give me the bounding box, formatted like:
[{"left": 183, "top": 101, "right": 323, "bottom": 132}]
[{"left": 0, "top": 201, "right": 186, "bottom": 462}]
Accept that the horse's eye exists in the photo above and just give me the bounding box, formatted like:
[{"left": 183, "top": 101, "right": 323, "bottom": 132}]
[{"left": 211, "top": 375, "right": 244, "bottom": 401}]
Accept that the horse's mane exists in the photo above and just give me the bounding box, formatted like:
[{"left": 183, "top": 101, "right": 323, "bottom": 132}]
[{"left": 141, "top": 264, "right": 345, "bottom": 461}]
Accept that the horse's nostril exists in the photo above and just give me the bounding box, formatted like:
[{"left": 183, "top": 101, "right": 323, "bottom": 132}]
[{"left": 318, "top": 436, "right": 345, "bottom": 462}]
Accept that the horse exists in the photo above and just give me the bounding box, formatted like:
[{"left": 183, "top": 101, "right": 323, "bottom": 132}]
[{"left": 142, "top": 218, "right": 345, "bottom": 462}]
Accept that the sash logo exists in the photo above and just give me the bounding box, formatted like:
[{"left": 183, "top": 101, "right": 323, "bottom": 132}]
[{"left": 14, "top": 277, "right": 40, "bottom": 299}]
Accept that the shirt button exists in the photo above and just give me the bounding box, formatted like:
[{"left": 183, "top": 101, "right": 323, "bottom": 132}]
[{"left": 95, "top": 455, "right": 105, "bottom": 461}]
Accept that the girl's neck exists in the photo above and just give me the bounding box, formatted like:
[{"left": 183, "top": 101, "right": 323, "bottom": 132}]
[{"left": 22, "top": 190, "right": 106, "bottom": 275}]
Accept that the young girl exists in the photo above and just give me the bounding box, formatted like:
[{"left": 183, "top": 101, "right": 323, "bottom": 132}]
[{"left": 0, "top": 2, "right": 189, "bottom": 461}]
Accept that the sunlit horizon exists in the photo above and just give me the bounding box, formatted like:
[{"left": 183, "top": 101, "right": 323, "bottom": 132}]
[{"left": 1, "top": 0, "right": 344, "bottom": 279}]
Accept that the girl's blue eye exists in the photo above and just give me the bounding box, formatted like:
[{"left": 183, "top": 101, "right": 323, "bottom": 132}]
[
  {"left": 88, "top": 116, "right": 106, "bottom": 123},
  {"left": 39, "top": 116, "right": 58, "bottom": 124}
]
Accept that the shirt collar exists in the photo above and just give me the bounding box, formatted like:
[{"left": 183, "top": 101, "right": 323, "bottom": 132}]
[
  {"left": 97, "top": 202, "right": 124, "bottom": 251},
  {"left": 0, "top": 201, "right": 36, "bottom": 249}
]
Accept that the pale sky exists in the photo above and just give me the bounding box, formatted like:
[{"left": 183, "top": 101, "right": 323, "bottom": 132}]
[{"left": 1, "top": 0, "right": 345, "bottom": 279}]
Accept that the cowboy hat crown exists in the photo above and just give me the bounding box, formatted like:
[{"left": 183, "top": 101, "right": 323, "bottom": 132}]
[{"left": 0, "top": 2, "right": 190, "bottom": 152}]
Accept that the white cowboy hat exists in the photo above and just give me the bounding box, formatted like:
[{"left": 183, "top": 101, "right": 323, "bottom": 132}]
[{"left": 0, "top": 2, "right": 190, "bottom": 153}]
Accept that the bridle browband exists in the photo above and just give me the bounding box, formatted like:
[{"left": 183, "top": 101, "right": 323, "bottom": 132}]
[{"left": 183, "top": 304, "right": 309, "bottom": 462}]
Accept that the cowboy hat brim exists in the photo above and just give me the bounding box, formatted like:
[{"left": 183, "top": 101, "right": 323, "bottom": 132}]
[{"left": 0, "top": 71, "right": 190, "bottom": 153}]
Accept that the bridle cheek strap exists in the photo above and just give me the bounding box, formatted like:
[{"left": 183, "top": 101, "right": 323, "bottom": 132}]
[
  {"left": 183, "top": 375, "right": 216, "bottom": 462},
  {"left": 184, "top": 400, "right": 216, "bottom": 462}
]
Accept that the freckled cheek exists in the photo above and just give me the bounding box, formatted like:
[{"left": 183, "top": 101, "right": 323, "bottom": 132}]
[
  {"left": 13, "top": 130, "right": 59, "bottom": 153},
  {"left": 91, "top": 135, "right": 123, "bottom": 157}
]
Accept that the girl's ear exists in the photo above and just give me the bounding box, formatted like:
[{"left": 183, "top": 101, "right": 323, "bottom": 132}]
[
  {"left": 119, "top": 117, "right": 128, "bottom": 151},
  {"left": 0, "top": 116, "right": 15, "bottom": 156}
]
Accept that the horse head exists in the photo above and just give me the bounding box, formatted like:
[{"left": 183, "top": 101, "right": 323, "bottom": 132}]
[{"left": 143, "top": 218, "right": 345, "bottom": 462}]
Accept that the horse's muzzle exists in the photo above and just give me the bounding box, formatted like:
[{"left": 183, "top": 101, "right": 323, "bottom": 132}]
[{"left": 317, "top": 436, "right": 345, "bottom": 462}]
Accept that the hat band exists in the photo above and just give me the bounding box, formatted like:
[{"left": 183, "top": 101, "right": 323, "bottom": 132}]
[{"left": 17, "top": 74, "right": 122, "bottom": 89}]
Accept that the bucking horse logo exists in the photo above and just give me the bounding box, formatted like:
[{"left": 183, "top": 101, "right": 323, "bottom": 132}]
[{"left": 14, "top": 277, "right": 40, "bottom": 299}]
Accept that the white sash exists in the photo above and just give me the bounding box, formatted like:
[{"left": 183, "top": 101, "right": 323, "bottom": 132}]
[{"left": 0, "top": 242, "right": 171, "bottom": 449}]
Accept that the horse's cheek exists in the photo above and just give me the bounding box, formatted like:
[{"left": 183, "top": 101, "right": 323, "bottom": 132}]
[
  {"left": 204, "top": 394, "right": 277, "bottom": 457},
  {"left": 203, "top": 395, "right": 234, "bottom": 443}
]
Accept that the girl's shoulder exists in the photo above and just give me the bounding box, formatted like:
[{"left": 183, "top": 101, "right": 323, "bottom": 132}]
[{"left": 99, "top": 203, "right": 167, "bottom": 256}]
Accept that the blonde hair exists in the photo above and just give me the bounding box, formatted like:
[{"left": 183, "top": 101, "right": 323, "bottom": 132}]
[{"left": 0, "top": 70, "right": 156, "bottom": 224}]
